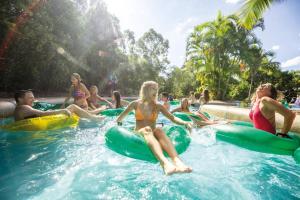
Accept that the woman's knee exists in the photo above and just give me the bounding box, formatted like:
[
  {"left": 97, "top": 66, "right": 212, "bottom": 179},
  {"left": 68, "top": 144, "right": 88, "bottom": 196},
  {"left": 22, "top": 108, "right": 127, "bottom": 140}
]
[
  {"left": 153, "top": 127, "right": 165, "bottom": 138},
  {"left": 66, "top": 104, "right": 81, "bottom": 112}
]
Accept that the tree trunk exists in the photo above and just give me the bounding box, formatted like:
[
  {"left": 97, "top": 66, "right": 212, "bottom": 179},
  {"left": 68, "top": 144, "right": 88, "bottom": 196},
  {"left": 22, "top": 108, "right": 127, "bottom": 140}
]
[{"left": 248, "top": 70, "right": 254, "bottom": 99}]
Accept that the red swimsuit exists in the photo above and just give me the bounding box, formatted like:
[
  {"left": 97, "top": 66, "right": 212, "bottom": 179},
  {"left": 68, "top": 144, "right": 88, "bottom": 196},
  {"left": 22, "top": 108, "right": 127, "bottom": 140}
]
[{"left": 249, "top": 101, "right": 276, "bottom": 134}]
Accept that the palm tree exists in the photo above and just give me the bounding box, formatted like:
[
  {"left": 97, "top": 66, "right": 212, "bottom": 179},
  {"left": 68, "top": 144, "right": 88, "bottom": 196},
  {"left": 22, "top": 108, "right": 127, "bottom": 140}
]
[{"left": 238, "top": 0, "right": 285, "bottom": 29}]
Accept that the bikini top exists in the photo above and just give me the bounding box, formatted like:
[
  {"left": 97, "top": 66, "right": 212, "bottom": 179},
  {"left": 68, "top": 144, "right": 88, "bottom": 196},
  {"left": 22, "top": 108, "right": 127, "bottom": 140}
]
[
  {"left": 249, "top": 101, "right": 276, "bottom": 134},
  {"left": 73, "top": 87, "right": 85, "bottom": 99},
  {"left": 135, "top": 103, "right": 158, "bottom": 122}
]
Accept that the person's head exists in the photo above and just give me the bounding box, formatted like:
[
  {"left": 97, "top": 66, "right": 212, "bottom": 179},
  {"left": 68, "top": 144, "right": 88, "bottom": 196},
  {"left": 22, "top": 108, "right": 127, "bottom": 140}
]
[
  {"left": 139, "top": 81, "right": 159, "bottom": 102},
  {"left": 90, "top": 85, "right": 98, "bottom": 95},
  {"left": 203, "top": 89, "right": 210, "bottom": 103},
  {"left": 255, "top": 83, "right": 277, "bottom": 100},
  {"left": 71, "top": 73, "right": 81, "bottom": 86},
  {"left": 161, "top": 92, "right": 169, "bottom": 102},
  {"left": 112, "top": 91, "right": 121, "bottom": 108},
  {"left": 189, "top": 91, "right": 194, "bottom": 96},
  {"left": 14, "top": 89, "right": 35, "bottom": 106},
  {"left": 181, "top": 98, "right": 190, "bottom": 110}
]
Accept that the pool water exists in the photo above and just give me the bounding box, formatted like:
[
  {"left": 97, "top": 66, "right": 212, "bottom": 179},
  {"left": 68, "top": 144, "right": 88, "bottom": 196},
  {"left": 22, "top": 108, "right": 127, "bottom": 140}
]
[{"left": 1, "top": 107, "right": 300, "bottom": 200}]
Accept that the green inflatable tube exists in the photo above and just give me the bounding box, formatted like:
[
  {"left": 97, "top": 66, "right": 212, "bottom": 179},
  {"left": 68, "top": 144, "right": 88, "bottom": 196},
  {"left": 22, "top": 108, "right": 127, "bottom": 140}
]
[
  {"left": 294, "top": 148, "right": 300, "bottom": 163},
  {"left": 208, "top": 124, "right": 300, "bottom": 162},
  {"left": 33, "top": 102, "right": 62, "bottom": 111},
  {"left": 100, "top": 108, "right": 134, "bottom": 116},
  {"left": 105, "top": 125, "right": 191, "bottom": 163},
  {"left": 170, "top": 100, "right": 180, "bottom": 105},
  {"left": 173, "top": 112, "right": 211, "bottom": 122}
]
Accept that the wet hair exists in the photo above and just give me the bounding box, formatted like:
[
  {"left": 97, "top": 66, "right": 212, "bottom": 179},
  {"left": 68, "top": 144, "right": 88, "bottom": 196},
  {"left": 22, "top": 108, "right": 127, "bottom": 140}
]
[
  {"left": 251, "top": 83, "right": 278, "bottom": 102},
  {"left": 269, "top": 84, "right": 278, "bottom": 100},
  {"left": 113, "top": 91, "right": 121, "bottom": 108},
  {"left": 90, "top": 85, "right": 98, "bottom": 93},
  {"left": 181, "top": 98, "right": 190, "bottom": 112},
  {"left": 203, "top": 89, "right": 210, "bottom": 104},
  {"left": 72, "top": 73, "right": 82, "bottom": 83},
  {"left": 139, "top": 81, "right": 158, "bottom": 102},
  {"left": 14, "top": 89, "right": 33, "bottom": 103},
  {"left": 161, "top": 92, "right": 169, "bottom": 98}
]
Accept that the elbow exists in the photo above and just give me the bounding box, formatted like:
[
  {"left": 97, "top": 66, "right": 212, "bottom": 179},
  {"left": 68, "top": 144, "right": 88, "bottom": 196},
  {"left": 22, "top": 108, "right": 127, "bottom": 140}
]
[{"left": 287, "top": 112, "right": 296, "bottom": 121}]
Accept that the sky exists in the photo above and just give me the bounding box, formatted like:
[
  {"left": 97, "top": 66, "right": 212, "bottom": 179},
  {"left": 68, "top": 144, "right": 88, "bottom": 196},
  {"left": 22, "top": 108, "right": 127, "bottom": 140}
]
[{"left": 103, "top": 0, "right": 300, "bottom": 71}]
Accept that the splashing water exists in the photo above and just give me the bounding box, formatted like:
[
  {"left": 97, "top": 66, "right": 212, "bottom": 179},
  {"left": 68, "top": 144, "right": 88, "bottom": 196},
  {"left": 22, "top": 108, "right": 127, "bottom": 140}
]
[{"left": 1, "top": 112, "right": 300, "bottom": 200}]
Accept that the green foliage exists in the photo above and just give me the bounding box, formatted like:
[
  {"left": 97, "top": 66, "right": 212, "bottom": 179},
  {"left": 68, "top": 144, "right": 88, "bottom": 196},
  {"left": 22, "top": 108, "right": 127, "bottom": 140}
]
[
  {"left": 160, "top": 67, "right": 198, "bottom": 98},
  {"left": 238, "top": 0, "right": 285, "bottom": 29},
  {"left": 0, "top": 1, "right": 298, "bottom": 101},
  {"left": 167, "top": 11, "right": 299, "bottom": 101}
]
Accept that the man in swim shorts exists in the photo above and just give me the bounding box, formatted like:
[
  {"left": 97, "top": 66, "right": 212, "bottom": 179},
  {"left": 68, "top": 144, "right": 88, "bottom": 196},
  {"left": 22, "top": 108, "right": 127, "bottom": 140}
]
[{"left": 14, "top": 90, "right": 104, "bottom": 122}]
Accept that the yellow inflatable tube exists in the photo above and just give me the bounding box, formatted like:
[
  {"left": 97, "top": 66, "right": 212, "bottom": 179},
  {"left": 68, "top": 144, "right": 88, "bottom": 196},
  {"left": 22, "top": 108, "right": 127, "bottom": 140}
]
[{"left": 1, "top": 114, "right": 79, "bottom": 131}]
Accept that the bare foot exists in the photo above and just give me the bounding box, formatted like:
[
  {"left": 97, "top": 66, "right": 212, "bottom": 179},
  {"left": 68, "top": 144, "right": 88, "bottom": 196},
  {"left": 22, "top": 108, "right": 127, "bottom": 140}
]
[
  {"left": 162, "top": 162, "right": 177, "bottom": 175},
  {"left": 173, "top": 158, "right": 192, "bottom": 173}
]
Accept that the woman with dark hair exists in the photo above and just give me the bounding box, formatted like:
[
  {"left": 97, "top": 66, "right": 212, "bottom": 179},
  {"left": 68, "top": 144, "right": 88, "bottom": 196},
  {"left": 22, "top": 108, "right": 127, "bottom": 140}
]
[
  {"left": 199, "top": 89, "right": 210, "bottom": 105},
  {"left": 108, "top": 91, "right": 129, "bottom": 109},
  {"left": 249, "top": 83, "right": 296, "bottom": 136}
]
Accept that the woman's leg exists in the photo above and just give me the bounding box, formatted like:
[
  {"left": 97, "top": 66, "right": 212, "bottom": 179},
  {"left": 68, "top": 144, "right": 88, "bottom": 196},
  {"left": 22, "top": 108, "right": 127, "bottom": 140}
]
[
  {"left": 153, "top": 127, "right": 192, "bottom": 173},
  {"left": 88, "top": 105, "right": 107, "bottom": 115},
  {"left": 153, "top": 127, "right": 178, "bottom": 158},
  {"left": 138, "top": 126, "right": 176, "bottom": 175},
  {"left": 66, "top": 104, "right": 104, "bottom": 121}
]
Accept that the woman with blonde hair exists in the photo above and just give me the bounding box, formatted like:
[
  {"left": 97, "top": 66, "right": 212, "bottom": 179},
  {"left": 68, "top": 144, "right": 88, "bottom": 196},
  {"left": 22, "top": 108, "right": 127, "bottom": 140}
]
[
  {"left": 117, "top": 81, "right": 192, "bottom": 175},
  {"left": 62, "top": 73, "right": 90, "bottom": 109},
  {"left": 171, "top": 98, "right": 219, "bottom": 126},
  {"left": 88, "top": 85, "right": 112, "bottom": 109}
]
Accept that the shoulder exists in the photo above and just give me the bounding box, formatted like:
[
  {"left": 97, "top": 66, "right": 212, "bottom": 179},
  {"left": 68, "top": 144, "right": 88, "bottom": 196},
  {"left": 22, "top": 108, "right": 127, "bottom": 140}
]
[
  {"left": 14, "top": 105, "right": 33, "bottom": 117},
  {"left": 17, "top": 105, "right": 33, "bottom": 111},
  {"left": 129, "top": 100, "right": 138, "bottom": 107}
]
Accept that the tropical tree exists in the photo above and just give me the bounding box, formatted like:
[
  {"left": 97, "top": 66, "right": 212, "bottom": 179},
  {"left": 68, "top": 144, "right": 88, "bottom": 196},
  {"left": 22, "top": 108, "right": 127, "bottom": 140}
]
[
  {"left": 186, "top": 12, "right": 249, "bottom": 99},
  {"left": 136, "top": 28, "right": 170, "bottom": 73},
  {"left": 238, "top": 0, "right": 285, "bottom": 29}
]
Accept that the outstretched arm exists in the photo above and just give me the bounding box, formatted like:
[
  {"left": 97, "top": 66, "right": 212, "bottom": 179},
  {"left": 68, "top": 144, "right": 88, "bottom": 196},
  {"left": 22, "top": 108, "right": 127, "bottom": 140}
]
[
  {"left": 158, "top": 104, "right": 191, "bottom": 129},
  {"left": 98, "top": 95, "right": 113, "bottom": 106},
  {"left": 116, "top": 101, "right": 136, "bottom": 123},
  {"left": 62, "top": 86, "right": 73, "bottom": 108},
  {"left": 170, "top": 107, "right": 181, "bottom": 113},
  {"left": 121, "top": 99, "right": 130, "bottom": 107},
  {"left": 262, "top": 97, "right": 296, "bottom": 134}
]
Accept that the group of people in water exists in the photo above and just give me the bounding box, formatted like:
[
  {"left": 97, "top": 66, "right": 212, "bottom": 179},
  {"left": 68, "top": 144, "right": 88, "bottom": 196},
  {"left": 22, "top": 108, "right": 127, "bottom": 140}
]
[{"left": 13, "top": 73, "right": 296, "bottom": 175}]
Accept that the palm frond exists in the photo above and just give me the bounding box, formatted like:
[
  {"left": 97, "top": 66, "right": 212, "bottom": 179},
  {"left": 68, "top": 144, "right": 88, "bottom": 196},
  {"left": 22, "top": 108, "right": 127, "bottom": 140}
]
[{"left": 238, "top": 0, "right": 285, "bottom": 30}]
